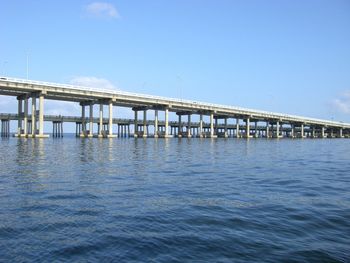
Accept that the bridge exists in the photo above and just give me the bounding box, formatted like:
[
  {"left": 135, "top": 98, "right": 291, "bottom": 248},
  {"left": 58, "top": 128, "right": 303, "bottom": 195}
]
[{"left": 1, "top": 76, "right": 349, "bottom": 139}]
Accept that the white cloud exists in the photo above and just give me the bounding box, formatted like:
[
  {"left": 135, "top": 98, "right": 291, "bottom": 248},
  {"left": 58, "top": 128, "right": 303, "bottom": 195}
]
[
  {"left": 331, "top": 91, "right": 350, "bottom": 114},
  {"left": 85, "top": 2, "right": 120, "bottom": 19},
  {"left": 45, "top": 101, "right": 80, "bottom": 116},
  {"left": 0, "top": 95, "right": 17, "bottom": 113},
  {"left": 70, "top": 76, "right": 118, "bottom": 91}
]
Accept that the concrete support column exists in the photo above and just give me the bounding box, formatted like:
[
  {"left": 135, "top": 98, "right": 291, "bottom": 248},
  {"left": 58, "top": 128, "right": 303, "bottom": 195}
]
[
  {"left": 31, "top": 95, "right": 36, "bottom": 136},
  {"left": 154, "top": 110, "right": 158, "bottom": 138},
  {"left": 280, "top": 124, "right": 283, "bottom": 138},
  {"left": 134, "top": 110, "right": 138, "bottom": 137},
  {"left": 38, "top": 94, "right": 44, "bottom": 136},
  {"left": 24, "top": 97, "right": 28, "bottom": 136},
  {"left": 17, "top": 99, "right": 23, "bottom": 135},
  {"left": 321, "top": 127, "right": 325, "bottom": 138},
  {"left": 99, "top": 103, "right": 103, "bottom": 137},
  {"left": 75, "top": 122, "right": 79, "bottom": 137},
  {"left": 187, "top": 115, "right": 191, "bottom": 137},
  {"left": 108, "top": 101, "right": 113, "bottom": 137},
  {"left": 245, "top": 118, "right": 251, "bottom": 138},
  {"left": 301, "top": 124, "right": 305, "bottom": 138},
  {"left": 199, "top": 114, "right": 203, "bottom": 138},
  {"left": 1, "top": 120, "right": 10, "bottom": 137},
  {"left": 53, "top": 122, "right": 56, "bottom": 137},
  {"left": 312, "top": 127, "right": 316, "bottom": 138},
  {"left": 276, "top": 121, "right": 280, "bottom": 138},
  {"left": 210, "top": 113, "right": 214, "bottom": 138},
  {"left": 81, "top": 105, "right": 86, "bottom": 135},
  {"left": 266, "top": 122, "right": 270, "bottom": 138},
  {"left": 165, "top": 108, "right": 169, "bottom": 137},
  {"left": 340, "top": 128, "right": 343, "bottom": 138},
  {"left": 143, "top": 110, "right": 147, "bottom": 137},
  {"left": 236, "top": 118, "right": 240, "bottom": 138},
  {"left": 89, "top": 103, "right": 93, "bottom": 137},
  {"left": 224, "top": 118, "right": 228, "bottom": 138},
  {"left": 291, "top": 125, "right": 295, "bottom": 138},
  {"left": 254, "top": 121, "right": 258, "bottom": 138},
  {"left": 178, "top": 115, "right": 182, "bottom": 137}
]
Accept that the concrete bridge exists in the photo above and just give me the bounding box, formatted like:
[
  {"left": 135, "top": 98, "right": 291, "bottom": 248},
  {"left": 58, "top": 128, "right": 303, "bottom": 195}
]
[{"left": 1, "top": 76, "right": 350, "bottom": 139}]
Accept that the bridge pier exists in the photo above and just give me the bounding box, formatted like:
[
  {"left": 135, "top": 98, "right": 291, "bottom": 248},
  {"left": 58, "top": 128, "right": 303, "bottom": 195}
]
[
  {"left": 176, "top": 112, "right": 194, "bottom": 138},
  {"left": 52, "top": 121, "right": 63, "bottom": 137},
  {"left": 275, "top": 122, "right": 279, "bottom": 138},
  {"left": 143, "top": 110, "right": 148, "bottom": 138},
  {"left": 14, "top": 93, "right": 48, "bottom": 138},
  {"left": 133, "top": 110, "right": 138, "bottom": 138},
  {"left": 154, "top": 110, "right": 159, "bottom": 138},
  {"left": 80, "top": 104, "right": 86, "bottom": 137},
  {"left": 98, "top": 103, "right": 103, "bottom": 138},
  {"left": 245, "top": 118, "right": 252, "bottom": 138},
  {"left": 328, "top": 129, "right": 334, "bottom": 138},
  {"left": 210, "top": 113, "right": 217, "bottom": 138},
  {"left": 16, "top": 97, "right": 26, "bottom": 137},
  {"left": 177, "top": 114, "right": 182, "bottom": 138},
  {"left": 339, "top": 128, "right": 344, "bottom": 138},
  {"left": 24, "top": 97, "right": 28, "bottom": 136},
  {"left": 266, "top": 122, "right": 270, "bottom": 138},
  {"left": 1, "top": 119, "right": 10, "bottom": 137},
  {"left": 275, "top": 121, "right": 282, "bottom": 138},
  {"left": 311, "top": 127, "right": 316, "bottom": 138},
  {"left": 187, "top": 114, "right": 192, "bottom": 138},
  {"left": 133, "top": 107, "right": 150, "bottom": 138},
  {"left": 117, "top": 124, "right": 129, "bottom": 138},
  {"left": 300, "top": 124, "right": 305, "bottom": 138},
  {"left": 253, "top": 121, "right": 258, "bottom": 138},
  {"left": 236, "top": 118, "right": 240, "bottom": 138},
  {"left": 108, "top": 100, "right": 115, "bottom": 138},
  {"left": 30, "top": 95, "right": 36, "bottom": 138},
  {"left": 76, "top": 122, "right": 82, "bottom": 137},
  {"left": 17, "top": 98, "right": 23, "bottom": 136},
  {"left": 36, "top": 93, "right": 48, "bottom": 138},
  {"left": 164, "top": 108, "right": 170, "bottom": 138},
  {"left": 290, "top": 124, "right": 295, "bottom": 138},
  {"left": 88, "top": 103, "right": 93, "bottom": 138},
  {"left": 199, "top": 114, "right": 203, "bottom": 138},
  {"left": 224, "top": 118, "right": 228, "bottom": 138}
]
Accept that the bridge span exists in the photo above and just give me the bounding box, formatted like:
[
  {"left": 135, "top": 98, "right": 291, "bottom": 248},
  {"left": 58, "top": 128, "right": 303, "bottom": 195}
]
[{"left": 0, "top": 76, "right": 349, "bottom": 139}]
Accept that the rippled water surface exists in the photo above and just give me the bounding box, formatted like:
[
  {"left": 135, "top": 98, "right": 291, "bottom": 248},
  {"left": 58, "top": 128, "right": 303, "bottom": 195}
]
[{"left": 0, "top": 136, "right": 350, "bottom": 262}]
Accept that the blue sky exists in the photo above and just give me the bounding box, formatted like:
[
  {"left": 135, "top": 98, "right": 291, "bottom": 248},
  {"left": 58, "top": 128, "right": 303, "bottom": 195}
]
[{"left": 1, "top": 0, "right": 350, "bottom": 126}]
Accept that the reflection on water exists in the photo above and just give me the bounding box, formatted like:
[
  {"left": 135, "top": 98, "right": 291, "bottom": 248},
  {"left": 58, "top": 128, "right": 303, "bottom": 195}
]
[{"left": 1, "top": 136, "right": 350, "bottom": 262}]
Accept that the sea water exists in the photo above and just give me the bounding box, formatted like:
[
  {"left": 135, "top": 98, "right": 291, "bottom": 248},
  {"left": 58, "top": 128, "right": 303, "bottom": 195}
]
[{"left": 0, "top": 136, "right": 349, "bottom": 262}]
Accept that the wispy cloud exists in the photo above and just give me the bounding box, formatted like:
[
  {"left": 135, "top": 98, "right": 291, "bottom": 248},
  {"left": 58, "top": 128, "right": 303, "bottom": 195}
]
[
  {"left": 331, "top": 91, "right": 350, "bottom": 114},
  {"left": 70, "top": 76, "right": 118, "bottom": 90},
  {"left": 45, "top": 101, "right": 80, "bottom": 116},
  {"left": 0, "top": 95, "right": 16, "bottom": 112},
  {"left": 84, "top": 2, "right": 120, "bottom": 19}
]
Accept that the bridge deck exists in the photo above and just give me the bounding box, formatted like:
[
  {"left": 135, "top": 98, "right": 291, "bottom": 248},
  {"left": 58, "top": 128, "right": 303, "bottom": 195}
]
[
  {"left": 1, "top": 76, "right": 349, "bottom": 129},
  {"left": 0, "top": 76, "right": 349, "bottom": 139}
]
